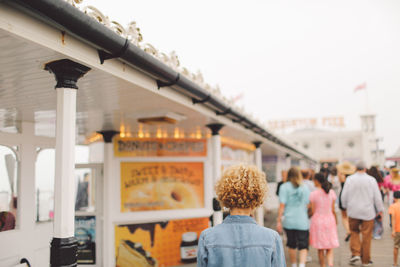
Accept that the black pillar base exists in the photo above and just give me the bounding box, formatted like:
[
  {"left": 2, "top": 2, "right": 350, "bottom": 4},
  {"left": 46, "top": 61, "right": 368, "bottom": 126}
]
[
  {"left": 45, "top": 59, "right": 91, "bottom": 89},
  {"left": 206, "top": 123, "right": 224, "bottom": 136},
  {"left": 253, "top": 141, "right": 262, "bottom": 148},
  {"left": 97, "top": 130, "right": 120, "bottom": 143},
  {"left": 50, "top": 237, "right": 78, "bottom": 267},
  {"left": 213, "top": 197, "right": 221, "bottom": 211}
]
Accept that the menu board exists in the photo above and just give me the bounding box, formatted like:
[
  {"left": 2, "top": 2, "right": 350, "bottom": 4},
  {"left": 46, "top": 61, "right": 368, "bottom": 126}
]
[
  {"left": 115, "top": 217, "right": 209, "bottom": 267},
  {"left": 120, "top": 162, "right": 204, "bottom": 212}
]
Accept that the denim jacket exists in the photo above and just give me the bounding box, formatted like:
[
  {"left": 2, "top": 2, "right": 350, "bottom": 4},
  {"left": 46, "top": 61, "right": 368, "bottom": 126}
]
[{"left": 197, "top": 215, "right": 286, "bottom": 267}]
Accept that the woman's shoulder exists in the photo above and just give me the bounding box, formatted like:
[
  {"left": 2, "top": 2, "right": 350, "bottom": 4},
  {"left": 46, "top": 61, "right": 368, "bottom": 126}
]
[
  {"left": 199, "top": 226, "right": 213, "bottom": 238},
  {"left": 329, "top": 189, "right": 337, "bottom": 197},
  {"left": 299, "top": 183, "right": 311, "bottom": 192},
  {"left": 255, "top": 225, "right": 281, "bottom": 241},
  {"left": 280, "top": 181, "right": 291, "bottom": 190},
  {"left": 310, "top": 188, "right": 320, "bottom": 195}
]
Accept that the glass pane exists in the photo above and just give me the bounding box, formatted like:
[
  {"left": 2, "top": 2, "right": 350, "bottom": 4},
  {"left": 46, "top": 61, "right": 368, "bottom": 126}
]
[
  {"left": 75, "top": 168, "right": 95, "bottom": 212},
  {"left": 0, "top": 145, "right": 18, "bottom": 232},
  {"left": 75, "top": 145, "right": 89, "bottom": 164},
  {"left": 35, "top": 148, "right": 55, "bottom": 222}
]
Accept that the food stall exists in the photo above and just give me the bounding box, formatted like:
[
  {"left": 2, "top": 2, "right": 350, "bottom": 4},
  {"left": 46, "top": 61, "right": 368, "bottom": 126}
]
[{"left": 0, "top": 0, "right": 317, "bottom": 266}]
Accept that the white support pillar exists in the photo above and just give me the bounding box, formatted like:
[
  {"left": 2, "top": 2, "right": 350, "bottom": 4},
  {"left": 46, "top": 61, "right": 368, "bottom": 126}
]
[
  {"left": 97, "top": 130, "right": 119, "bottom": 267},
  {"left": 45, "top": 59, "right": 90, "bottom": 267},
  {"left": 253, "top": 142, "right": 264, "bottom": 226},
  {"left": 206, "top": 123, "right": 224, "bottom": 226},
  {"left": 19, "top": 122, "right": 37, "bottom": 261},
  {"left": 53, "top": 87, "right": 77, "bottom": 238}
]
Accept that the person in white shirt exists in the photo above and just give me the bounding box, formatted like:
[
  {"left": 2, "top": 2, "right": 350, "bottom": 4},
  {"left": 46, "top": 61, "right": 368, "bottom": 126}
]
[
  {"left": 340, "top": 162, "right": 384, "bottom": 266},
  {"left": 302, "top": 169, "right": 316, "bottom": 193}
]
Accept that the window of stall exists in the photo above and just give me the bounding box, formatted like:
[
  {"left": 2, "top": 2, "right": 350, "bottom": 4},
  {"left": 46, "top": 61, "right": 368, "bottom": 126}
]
[
  {"left": 0, "top": 145, "right": 18, "bottom": 232},
  {"left": 220, "top": 136, "right": 256, "bottom": 171},
  {"left": 35, "top": 145, "right": 92, "bottom": 222},
  {"left": 35, "top": 148, "right": 55, "bottom": 222}
]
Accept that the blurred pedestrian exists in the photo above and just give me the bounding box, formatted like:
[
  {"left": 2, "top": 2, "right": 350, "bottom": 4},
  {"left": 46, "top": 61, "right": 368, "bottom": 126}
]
[
  {"left": 389, "top": 191, "right": 400, "bottom": 267},
  {"left": 320, "top": 163, "right": 330, "bottom": 178},
  {"left": 302, "top": 169, "right": 316, "bottom": 193},
  {"left": 301, "top": 168, "right": 316, "bottom": 263},
  {"left": 367, "top": 166, "right": 384, "bottom": 200},
  {"left": 328, "top": 167, "right": 340, "bottom": 199},
  {"left": 337, "top": 161, "right": 356, "bottom": 242},
  {"left": 340, "top": 162, "right": 384, "bottom": 266},
  {"left": 277, "top": 167, "right": 310, "bottom": 267},
  {"left": 384, "top": 168, "right": 400, "bottom": 204},
  {"left": 276, "top": 170, "right": 288, "bottom": 196},
  {"left": 367, "top": 166, "right": 384, "bottom": 239},
  {"left": 309, "top": 173, "right": 339, "bottom": 267},
  {"left": 197, "top": 165, "right": 285, "bottom": 267}
]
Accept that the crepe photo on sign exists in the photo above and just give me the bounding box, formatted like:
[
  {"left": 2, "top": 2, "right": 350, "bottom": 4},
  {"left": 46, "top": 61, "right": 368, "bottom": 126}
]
[
  {"left": 120, "top": 162, "right": 204, "bottom": 212},
  {"left": 116, "top": 240, "right": 157, "bottom": 267},
  {"left": 115, "top": 218, "right": 209, "bottom": 267}
]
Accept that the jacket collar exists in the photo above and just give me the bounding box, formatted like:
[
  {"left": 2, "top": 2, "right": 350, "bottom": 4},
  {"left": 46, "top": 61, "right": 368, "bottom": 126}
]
[{"left": 223, "top": 215, "right": 257, "bottom": 224}]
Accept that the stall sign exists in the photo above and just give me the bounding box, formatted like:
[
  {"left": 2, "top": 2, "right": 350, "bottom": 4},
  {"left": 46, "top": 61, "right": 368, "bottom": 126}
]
[
  {"left": 114, "top": 138, "right": 207, "bottom": 157},
  {"left": 115, "top": 217, "right": 209, "bottom": 267},
  {"left": 75, "top": 216, "right": 96, "bottom": 264},
  {"left": 221, "top": 136, "right": 255, "bottom": 152},
  {"left": 121, "top": 162, "right": 204, "bottom": 212}
]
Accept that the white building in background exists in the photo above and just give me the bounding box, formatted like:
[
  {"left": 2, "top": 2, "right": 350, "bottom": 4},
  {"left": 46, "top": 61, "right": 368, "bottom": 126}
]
[{"left": 283, "top": 114, "right": 385, "bottom": 167}]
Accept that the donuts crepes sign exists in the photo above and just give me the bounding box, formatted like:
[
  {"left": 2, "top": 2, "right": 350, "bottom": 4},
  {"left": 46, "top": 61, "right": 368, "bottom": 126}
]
[
  {"left": 120, "top": 162, "right": 204, "bottom": 212},
  {"left": 114, "top": 137, "right": 207, "bottom": 157}
]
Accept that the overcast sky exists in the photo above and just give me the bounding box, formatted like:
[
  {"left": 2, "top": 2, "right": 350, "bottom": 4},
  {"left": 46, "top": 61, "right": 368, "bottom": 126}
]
[{"left": 85, "top": 0, "right": 400, "bottom": 156}]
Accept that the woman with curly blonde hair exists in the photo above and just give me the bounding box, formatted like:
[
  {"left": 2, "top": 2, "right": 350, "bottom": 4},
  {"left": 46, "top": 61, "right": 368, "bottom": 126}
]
[{"left": 197, "top": 164, "right": 285, "bottom": 267}]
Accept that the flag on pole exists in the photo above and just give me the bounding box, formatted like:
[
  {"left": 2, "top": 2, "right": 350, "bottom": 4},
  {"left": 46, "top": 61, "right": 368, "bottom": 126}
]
[{"left": 354, "top": 82, "right": 367, "bottom": 93}]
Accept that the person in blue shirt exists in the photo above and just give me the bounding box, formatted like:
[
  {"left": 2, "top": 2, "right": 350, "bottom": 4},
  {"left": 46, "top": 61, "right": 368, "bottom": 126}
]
[
  {"left": 277, "top": 166, "right": 310, "bottom": 267},
  {"left": 197, "top": 164, "right": 285, "bottom": 267}
]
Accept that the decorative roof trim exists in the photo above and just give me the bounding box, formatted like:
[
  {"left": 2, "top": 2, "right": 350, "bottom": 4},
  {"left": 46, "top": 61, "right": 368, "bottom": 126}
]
[
  {"left": 60, "top": 0, "right": 315, "bottom": 162},
  {"left": 64, "top": 0, "right": 252, "bottom": 117}
]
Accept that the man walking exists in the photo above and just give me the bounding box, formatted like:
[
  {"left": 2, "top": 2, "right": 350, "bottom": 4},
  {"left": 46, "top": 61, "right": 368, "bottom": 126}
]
[{"left": 340, "top": 162, "right": 384, "bottom": 266}]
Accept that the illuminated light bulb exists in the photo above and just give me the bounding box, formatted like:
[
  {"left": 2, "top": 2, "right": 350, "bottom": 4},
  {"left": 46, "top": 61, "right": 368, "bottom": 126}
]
[
  {"left": 145, "top": 132, "right": 150, "bottom": 138},
  {"left": 180, "top": 129, "right": 185, "bottom": 138},
  {"left": 126, "top": 125, "right": 132, "bottom": 137},
  {"left": 85, "top": 132, "right": 104, "bottom": 144},
  {"left": 120, "top": 124, "right": 125, "bottom": 137},
  {"left": 138, "top": 123, "right": 144, "bottom": 138},
  {"left": 195, "top": 126, "right": 202, "bottom": 139},
  {"left": 174, "top": 127, "right": 180, "bottom": 139},
  {"left": 163, "top": 130, "right": 168, "bottom": 138},
  {"left": 156, "top": 127, "right": 162, "bottom": 138}
]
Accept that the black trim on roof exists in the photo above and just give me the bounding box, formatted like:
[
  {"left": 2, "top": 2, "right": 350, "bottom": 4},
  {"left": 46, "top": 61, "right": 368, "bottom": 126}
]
[{"left": 5, "top": 0, "right": 316, "bottom": 163}]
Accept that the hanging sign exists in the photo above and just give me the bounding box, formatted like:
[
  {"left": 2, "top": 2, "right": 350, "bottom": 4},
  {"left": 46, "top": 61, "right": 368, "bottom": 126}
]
[
  {"left": 114, "top": 137, "right": 207, "bottom": 157},
  {"left": 221, "top": 136, "right": 256, "bottom": 152},
  {"left": 267, "top": 116, "right": 345, "bottom": 131},
  {"left": 75, "top": 216, "right": 96, "bottom": 264},
  {"left": 115, "top": 217, "right": 209, "bottom": 267},
  {"left": 120, "top": 162, "right": 204, "bottom": 212}
]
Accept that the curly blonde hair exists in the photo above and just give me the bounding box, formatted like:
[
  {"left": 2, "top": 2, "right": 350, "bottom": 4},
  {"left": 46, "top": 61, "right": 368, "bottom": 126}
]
[{"left": 215, "top": 164, "right": 267, "bottom": 209}]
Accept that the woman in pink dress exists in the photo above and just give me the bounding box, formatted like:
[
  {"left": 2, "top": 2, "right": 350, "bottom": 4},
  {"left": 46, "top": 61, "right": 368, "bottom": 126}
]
[{"left": 309, "top": 173, "right": 339, "bottom": 267}]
